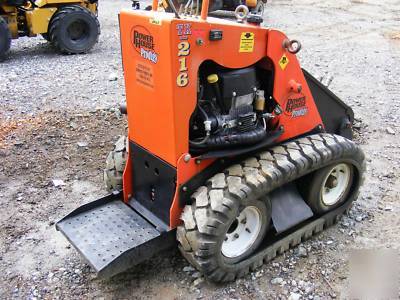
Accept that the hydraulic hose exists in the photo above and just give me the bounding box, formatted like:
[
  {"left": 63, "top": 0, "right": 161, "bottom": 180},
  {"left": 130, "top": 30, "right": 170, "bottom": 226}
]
[{"left": 190, "top": 124, "right": 267, "bottom": 150}]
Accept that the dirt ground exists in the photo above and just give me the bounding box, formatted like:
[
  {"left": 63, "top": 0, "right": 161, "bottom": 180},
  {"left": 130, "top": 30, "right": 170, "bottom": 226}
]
[{"left": 1, "top": 0, "right": 399, "bottom": 299}]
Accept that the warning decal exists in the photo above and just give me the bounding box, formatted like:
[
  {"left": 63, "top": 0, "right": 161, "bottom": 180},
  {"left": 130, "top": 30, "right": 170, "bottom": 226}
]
[
  {"left": 136, "top": 61, "right": 154, "bottom": 89},
  {"left": 239, "top": 32, "right": 255, "bottom": 53},
  {"left": 279, "top": 54, "right": 289, "bottom": 70}
]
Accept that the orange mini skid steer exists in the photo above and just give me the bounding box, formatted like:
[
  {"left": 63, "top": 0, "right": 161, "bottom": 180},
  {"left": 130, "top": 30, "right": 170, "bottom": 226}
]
[{"left": 56, "top": 0, "right": 365, "bottom": 282}]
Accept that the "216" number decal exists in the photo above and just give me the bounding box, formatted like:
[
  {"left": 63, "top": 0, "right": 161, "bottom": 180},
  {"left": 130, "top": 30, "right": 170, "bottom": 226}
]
[{"left": 177, "top": 41, "right": 190, "bottom": 87}]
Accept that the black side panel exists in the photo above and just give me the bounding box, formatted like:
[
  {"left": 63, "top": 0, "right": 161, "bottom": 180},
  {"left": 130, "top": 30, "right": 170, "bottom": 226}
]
[
  {"left": 303, "top": 69, "right": 354, "bottom": 139},
  {"left": 130, "top": 142, "right": 177, "bottom": 225}
]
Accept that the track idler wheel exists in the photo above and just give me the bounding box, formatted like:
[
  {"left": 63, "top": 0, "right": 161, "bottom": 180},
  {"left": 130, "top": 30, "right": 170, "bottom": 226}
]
[
  {"left": 0, "top": 16, "right": 11, "bottom": 61},
  {"left": 299, "top": 162, "right": 354, "bottom": 214},
  {"left": 177, "top": 133, "right": 365, "bottom": 282}
]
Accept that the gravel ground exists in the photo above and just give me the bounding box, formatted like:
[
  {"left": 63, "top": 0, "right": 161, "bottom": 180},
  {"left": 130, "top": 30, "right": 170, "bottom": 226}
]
[{"left": 1, "top": 0, "right": 399, "bottom": 299}]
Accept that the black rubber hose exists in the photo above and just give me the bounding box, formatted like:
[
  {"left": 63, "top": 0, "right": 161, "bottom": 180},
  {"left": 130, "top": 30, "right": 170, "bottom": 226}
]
[{"left": 191, "top": 125, "right": 267, "bottom": 150}]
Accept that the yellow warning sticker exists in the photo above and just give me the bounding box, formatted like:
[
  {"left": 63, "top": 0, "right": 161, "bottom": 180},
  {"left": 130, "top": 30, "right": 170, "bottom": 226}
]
[
  {"left": 279, "top": 54, "right": 289, "bottom": 70},
  {"left": 239, "top": 32, "right": 255, "bottom": 53}
]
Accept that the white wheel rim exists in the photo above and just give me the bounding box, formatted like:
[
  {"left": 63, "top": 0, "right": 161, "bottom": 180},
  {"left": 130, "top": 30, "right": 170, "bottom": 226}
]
[
  {"left": 321, "top": 163, "right": 351, "bottom": 206},
  {"left": 221, "top": 206, "right": 262, "bottom": 258}
]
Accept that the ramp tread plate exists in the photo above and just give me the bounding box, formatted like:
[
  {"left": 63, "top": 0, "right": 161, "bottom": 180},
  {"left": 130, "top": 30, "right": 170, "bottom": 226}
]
[{"left": 57, "top": 200, "right": 160, "bottom": 272}]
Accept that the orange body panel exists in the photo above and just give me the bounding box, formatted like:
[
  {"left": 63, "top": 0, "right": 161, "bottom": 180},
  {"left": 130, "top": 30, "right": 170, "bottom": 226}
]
[
  {"left": 119, "top": 11, "right": 323, "bottom": 227},
  {"left": 266, "top": 30, "right": 323, "bottom": 141}
]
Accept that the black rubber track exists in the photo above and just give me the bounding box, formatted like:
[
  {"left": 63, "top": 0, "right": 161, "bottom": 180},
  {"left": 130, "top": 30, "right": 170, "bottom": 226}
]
[
  {"left": 104, "top": 136, "right": 127, "bottom": 191},
  {"left": 177, "top": 133, "right": 365, "bottom": 282},
  {"left": 49, "top": 5, "right": 100, "bottom": 54},
  {"left": 0, "top": 16, "right": 11, "bottom": 61}
]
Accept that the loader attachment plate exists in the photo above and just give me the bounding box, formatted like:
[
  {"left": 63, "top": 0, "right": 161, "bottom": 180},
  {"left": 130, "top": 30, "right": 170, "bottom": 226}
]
[
  {"left": 302, "top": 69, "right": 354, "bottom": 139},
  {"left": 56, "top": 192, "right": 175, "bottom": 279}
]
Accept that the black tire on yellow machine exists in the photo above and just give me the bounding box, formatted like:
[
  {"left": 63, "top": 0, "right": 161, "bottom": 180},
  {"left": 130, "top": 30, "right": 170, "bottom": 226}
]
[
  {"left": 49, "top": 5, "right": 100, "bottom": 54},
  {"left": 41, "top": 33, "right": 51, "bottom": 41},
  {"left": 0, "top": 16, "right": 11, "bottom": 61}
]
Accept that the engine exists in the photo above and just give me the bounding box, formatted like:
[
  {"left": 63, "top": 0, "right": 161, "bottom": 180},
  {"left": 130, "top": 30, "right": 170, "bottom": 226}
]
[{"left": 189, "top": 66, "right": 270, "bottom": 153}]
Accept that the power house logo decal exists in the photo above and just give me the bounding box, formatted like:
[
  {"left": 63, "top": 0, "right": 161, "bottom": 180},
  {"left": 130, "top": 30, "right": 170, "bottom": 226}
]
[
  {"left": 284, "top": 93, "right": 308, "bottom": 118},
  {"left": 131, "top": 26, "right": 158, "bottom": 64}
]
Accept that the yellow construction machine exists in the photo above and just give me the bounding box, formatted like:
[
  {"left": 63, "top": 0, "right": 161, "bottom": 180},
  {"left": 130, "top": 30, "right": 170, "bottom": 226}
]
[{"left": 0, "top": 0, "right": 99, "bottom": 60}]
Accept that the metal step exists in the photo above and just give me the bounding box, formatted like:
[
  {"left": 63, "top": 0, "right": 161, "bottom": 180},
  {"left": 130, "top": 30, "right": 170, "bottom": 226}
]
[{"left": 56, "top": 192, "right": 175, "bottom": 279}]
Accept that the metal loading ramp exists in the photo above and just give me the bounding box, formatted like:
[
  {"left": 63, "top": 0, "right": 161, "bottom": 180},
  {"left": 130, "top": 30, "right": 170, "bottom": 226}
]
[{"left": 56, "top": 193, "right": 175, "bottom": 279}]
